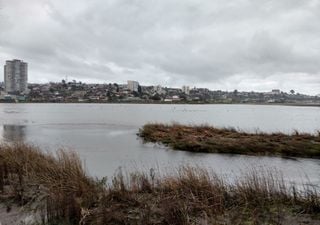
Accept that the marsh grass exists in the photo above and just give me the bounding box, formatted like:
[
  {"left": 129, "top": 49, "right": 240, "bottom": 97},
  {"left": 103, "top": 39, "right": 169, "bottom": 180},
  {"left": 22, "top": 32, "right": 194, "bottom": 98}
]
[
  {"left": 0, "top": 143, "right": 319, "bottom": 224},
  {"left": 138, "top": 123, "right": 320, "bottom": 158},
  {"left": 84, "top": 166, "right": 320, "bottom": 225},
  {"left": 0, "top": 143, "right": 101, "bottom": 224}
]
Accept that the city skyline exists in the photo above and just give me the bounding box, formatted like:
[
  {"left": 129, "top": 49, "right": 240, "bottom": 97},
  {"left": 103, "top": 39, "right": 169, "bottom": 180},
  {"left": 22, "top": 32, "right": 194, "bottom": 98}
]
[
  {"left": 0, "top": 65, "right": 318, "bottom": 97},
  {"left": 0, "top": 1, "right": 320, "bottom": 95}
]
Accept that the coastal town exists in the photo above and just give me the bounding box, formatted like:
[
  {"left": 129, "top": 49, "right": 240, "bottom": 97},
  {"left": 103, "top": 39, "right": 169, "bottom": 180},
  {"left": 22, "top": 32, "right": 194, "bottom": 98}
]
[
  {"left": 1, "top": 59, "right": 320, "bottom": 105},
  {"left": 1, "top": 80, "right": 320, "bottom": 105}
]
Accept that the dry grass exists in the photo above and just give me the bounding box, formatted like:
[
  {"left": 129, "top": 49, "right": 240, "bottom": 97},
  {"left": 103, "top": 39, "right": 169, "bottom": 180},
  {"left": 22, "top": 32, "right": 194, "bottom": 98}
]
[
  {"left": 138, "top": 123, "right": 320, "bottom": 158},
  {"left": 83, "top": 167, "right": 320, "bottom": 225},
  {"left": 0, "top": 143, "right": 102, "bottom": 224},
  {"left": 0, "top": 143, "right": 319, "bottom": 225}
]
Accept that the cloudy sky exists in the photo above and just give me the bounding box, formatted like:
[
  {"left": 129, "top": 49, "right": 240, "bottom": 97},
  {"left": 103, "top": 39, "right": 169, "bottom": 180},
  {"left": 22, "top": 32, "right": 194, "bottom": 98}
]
[{"left": 0, "top": 0, "right": 319, "bottom": 95}]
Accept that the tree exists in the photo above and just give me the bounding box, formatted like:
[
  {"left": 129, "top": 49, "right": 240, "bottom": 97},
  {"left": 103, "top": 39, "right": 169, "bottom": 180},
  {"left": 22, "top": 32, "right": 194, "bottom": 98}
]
[
  {"left": 151, "top": 93, "right": 161, "bottom": 101},
  {"left": 290, "top": 90, "right": 295, "bottom": 95},
  {"left": 233, "top": 89, "right": 238, "bottom": 96}
]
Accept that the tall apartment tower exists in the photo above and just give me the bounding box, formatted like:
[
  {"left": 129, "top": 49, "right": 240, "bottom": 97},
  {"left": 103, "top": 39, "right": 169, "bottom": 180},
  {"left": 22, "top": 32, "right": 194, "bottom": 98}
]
[
  {"left": 182, "top": 86, "right": 190, "bottom": 95},
  {"left": 127, "top": 80, "right": 139, "bottom": 92},
  {"left": 4, "top": 59, "right": 28, "bottom": 94}
]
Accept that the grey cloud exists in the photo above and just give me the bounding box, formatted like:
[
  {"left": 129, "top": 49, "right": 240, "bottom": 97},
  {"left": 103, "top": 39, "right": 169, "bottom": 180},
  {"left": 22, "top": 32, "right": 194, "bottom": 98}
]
[{"left": 0, "top": 0, "right": 319, "bottom": 94}]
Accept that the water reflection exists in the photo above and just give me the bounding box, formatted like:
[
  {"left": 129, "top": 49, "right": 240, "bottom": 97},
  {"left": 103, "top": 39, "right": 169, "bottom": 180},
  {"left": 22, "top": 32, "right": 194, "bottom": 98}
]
[{"left": 0, "top": 125, "right": 26, "bottom": 142}]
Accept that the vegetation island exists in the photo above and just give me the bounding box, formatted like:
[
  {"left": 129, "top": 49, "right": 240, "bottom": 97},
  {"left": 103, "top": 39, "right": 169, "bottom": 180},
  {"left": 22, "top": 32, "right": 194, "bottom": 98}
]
[{"left": 139, "top": 123, "right": 320, "bottom": 158}]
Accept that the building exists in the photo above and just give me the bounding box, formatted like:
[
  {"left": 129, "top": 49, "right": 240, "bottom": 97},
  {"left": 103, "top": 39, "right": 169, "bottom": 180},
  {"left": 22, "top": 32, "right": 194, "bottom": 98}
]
[
  {"left": 271, "top": 89, "right": 281, "bottom": 95},
  {"left": 153, "top": 85, "right": 166, "bottom": 95},
  {"left": 127, "top": 80, "right": 139, "bottom": 92},
  {"left": 182, "top": 86, "right": 190, "bottom": 95},
  {"left": 4, "top": 59, "right": 28, "bottom": 94}
]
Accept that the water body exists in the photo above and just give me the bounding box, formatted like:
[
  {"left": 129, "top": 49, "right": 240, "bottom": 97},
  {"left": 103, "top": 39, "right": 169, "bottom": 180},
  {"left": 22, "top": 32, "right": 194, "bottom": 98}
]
[{"left": 0, "top": 103, "right": 319, "bottom": 187}]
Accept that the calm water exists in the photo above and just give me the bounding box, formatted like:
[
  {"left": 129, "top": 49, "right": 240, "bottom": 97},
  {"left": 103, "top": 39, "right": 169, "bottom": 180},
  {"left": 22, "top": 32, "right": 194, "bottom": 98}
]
[{"left": 0, "top": 103, "right": 319, "bottom": 187}]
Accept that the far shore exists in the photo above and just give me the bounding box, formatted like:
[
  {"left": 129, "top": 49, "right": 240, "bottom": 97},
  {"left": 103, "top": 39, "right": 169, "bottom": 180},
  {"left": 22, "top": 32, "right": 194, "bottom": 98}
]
[
  {"left": 0, "top": 101, "right": 320, "bottom": 107},
  {"left": 138, "top": 123, "right": 320, "bottom": 158}
]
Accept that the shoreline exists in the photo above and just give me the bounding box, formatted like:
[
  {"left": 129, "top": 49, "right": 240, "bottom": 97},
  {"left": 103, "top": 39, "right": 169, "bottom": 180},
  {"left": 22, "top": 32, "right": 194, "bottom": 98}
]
[
  {"left": 0, "top": 143, "right": 319, "bottom": 225},
  {"left": 0, "top": 101, "right": 319, "bottom": 107}
]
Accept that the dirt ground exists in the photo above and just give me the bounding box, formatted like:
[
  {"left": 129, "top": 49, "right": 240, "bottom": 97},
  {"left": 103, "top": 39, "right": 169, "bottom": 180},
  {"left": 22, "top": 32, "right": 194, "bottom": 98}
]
[
  {"left": 1, "top": 204, "right": 319, "bottom": 225},
  {"left": 0, "top": 204, "right": 38, "bottom": 225}
]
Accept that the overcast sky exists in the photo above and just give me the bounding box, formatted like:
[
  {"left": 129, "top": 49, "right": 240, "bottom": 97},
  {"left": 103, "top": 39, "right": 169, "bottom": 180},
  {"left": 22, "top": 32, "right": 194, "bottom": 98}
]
[{"left": 0, "top": 0, "right": 319, "bottom": 95}]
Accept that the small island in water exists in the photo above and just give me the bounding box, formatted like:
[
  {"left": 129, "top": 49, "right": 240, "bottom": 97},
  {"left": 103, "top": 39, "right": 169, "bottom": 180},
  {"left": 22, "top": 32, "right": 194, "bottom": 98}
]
[{"left": 139, "top": 123, "right": 320, "bottom": 158}]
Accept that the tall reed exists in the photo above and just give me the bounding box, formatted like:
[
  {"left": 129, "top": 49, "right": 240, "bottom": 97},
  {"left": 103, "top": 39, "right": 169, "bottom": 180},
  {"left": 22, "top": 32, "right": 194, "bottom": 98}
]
[
  {"left": 0, "top": 143, "right": 101, "bottom": 224},
  {"left": 0, "top": 143, "right": 319, "bottom": 224}
]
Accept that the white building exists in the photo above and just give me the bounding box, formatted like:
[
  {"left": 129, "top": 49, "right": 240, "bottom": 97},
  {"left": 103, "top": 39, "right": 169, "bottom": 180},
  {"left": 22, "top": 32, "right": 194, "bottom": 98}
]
[
  {"left": 127, "top": 80, "right": 139, "bottom": 92},
  {"left": 4, "top": 59, "right": 28, "bottom": 94},
  {"left": 182, "top": 86, "right": 190, "bottom": 95},
  {"left": 271, "top": 89, "right": 281, "bottom": 95}
]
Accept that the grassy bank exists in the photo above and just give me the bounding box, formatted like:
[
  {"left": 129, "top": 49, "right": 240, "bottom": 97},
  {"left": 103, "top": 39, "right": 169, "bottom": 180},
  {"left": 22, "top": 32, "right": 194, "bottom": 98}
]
[
  {"left": 139, "top": 123, "right": 320, "bottom": 158},
  {"left": 0, "top": 144, "right": 319, "bottom": 225}
]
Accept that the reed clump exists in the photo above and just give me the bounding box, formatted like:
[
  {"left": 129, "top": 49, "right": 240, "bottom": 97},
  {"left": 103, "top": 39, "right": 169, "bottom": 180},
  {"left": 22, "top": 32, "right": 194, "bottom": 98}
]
[
  {"left": 0, "top": 143, "right": 102, "bottom": 224},
  {"left": 138, "top": 123, "right": 320, "bottom": 158},
  {"left": 0, "top": 143, "right": 319, "bottom": 224},
  {"left": 82, "top": 167, "right": 320, "bottom": 225}
]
